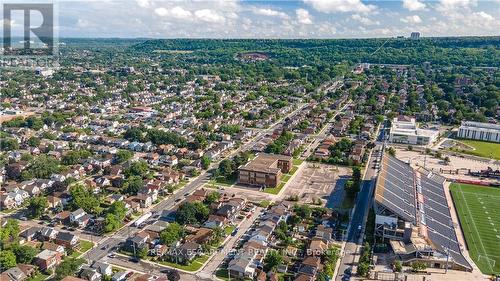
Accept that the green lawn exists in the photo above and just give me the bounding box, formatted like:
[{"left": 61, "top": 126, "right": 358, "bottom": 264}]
[
  {"left": 450, "top": 183, "right": 500, "bottom": 275},
  {"left": 263, "top": 162, "right": 301, "bottom": 195},
  {"left": 69, "top": 240, "right": 94, "bottom": 258},
  {"left": 455, "top": 139, "right": 500, "bottom": 160},
  {"left": 157, "top": 254, "right": 208, "bottom": 271},
  {"left": 213, "top": 177, "right": 236, "bottom": 186},
  {"left": 289, "top": 166, "right": 299, "bottom": 175},
  {"left": 215, "top": 269, "right": 252, "bottom": 281},
  {"left": 293, "top": 158, "right": 304, "bottom": 166},
  {"left": 224, "top": 225, "right": 236, "bottom": 236},
  {"left": 215, "top": 269, "right": 230, "bottom": 281},
  {"left": 264, "top": 182, "right": 286, "bottom": 195},
  {"left": 120, "top": 249, "right": 208, "bottom": 272},
  {"left": 80, "top": 240, "right": 94, "bottom": 252},
  {"left": 259, "top": 200, "right": 271, "bottom": 208}
]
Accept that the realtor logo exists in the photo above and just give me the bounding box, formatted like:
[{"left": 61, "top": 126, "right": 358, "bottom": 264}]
[{"left": 2, "top": 3, "right": 55, "bottom": 56}]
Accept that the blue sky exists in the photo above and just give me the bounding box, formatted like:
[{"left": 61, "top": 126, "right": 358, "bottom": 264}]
[{"left": 4, "top": 0, "right": 500, "bottom": 38}]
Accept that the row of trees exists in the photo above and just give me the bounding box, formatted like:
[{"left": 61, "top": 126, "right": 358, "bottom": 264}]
[
  {"left": 0, "top": 219, "right": 39, "bottom": 272},
  {"left": 124, "top": 127, "right": 187, "bottom": 148},
  {"left": 213, "top": 152, "right": 251, "bottom": 181},
  {"left": 265, "top": 130, "right": 294, "bottom": 154}
]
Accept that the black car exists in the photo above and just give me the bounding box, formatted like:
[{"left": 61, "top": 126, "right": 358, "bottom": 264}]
[{"left": 129, "top": 257, "right": 140, "bottom": 263}]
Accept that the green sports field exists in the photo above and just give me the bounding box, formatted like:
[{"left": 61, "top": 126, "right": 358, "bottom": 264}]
[{"left": 450, "top": 183, "right": 500, "bottom": 275}]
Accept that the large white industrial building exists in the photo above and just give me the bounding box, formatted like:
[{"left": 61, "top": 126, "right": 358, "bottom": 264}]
[{"left": 457, "top": 121, "right": 500, "bottom": 143}]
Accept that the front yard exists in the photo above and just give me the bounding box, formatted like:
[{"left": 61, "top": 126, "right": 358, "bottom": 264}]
[
  {"left": 155, "top": 254, "right": 210, "bottom": 272},
  {"left": 68, "top": 240, "right": 94, "bottom": 258}
]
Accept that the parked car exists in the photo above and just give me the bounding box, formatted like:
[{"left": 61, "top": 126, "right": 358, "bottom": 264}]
[{"left": 231, "top": 228, "right": 238, "bottom": 236}]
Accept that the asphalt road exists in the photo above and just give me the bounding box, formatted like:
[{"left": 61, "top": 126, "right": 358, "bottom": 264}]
[
  {"left": 335, "top": 123, "right": 385, "bottom": 281},
  {"left": 196, "top": 207, "right": 263, "bottom": 279}
]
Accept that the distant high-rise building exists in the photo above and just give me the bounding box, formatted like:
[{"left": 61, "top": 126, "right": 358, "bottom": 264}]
[{"left": 410, "top": 32, "right": 420, "bottom": 39}]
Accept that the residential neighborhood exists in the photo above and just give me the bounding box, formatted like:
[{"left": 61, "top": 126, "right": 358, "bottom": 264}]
[{"left": 1, "top": 33, "right": 499, "bottom": 281}]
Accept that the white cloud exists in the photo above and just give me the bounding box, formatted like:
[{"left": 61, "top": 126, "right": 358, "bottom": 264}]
[
  {"left": 402, "top": 0, "right": 426, "bottom": 11},
  {"left": 253, "top": 8, "right": 289, "bottom": 19},
  {"left": 473, "top": 11, "right": 494, "bottom": 21},
  {"left": 227, "top": 12, "right": 239, "bottom": 19},
  {"left": 136, "top": 0, "right": 150, "bottom": 8},
  {"left": 296, "top": 8, "right": 313, "bottom": 24},
  {"left": 77, "top": 19, "right": 91, "bottom": 28},
  {"left": 154, "top": 6, "right": 193, "bottom": 20},
  {"left": 437, "top": 0, "right": 476, "bottom": 12},
  {"left": 401, "top": 15, "right": 423, "bottom": 23},
  {"left": 304, "top": 0, "right": 376, "bottom": 14},
  {"left": 194, "top": 9, "right": 225, "bottom": 23},
  {"left": 351, "top": 14, "right": 379, "bottom": 25}
]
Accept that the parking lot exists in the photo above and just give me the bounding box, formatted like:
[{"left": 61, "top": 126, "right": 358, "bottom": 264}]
[
  {"left": 396, "top": 148, "right": 500, "bottom": 182},
  {"left": 281, "top": 162, "right": 351, "bottom": 206}
]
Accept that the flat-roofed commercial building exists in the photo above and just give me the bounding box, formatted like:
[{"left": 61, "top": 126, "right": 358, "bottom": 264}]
[
  {"left": 238, "top": 153, "right": 292, "bottom": 188},
  {"left": 389, "top": 116, "right": 439, "bottom": 145},
  {"left": 458, "top": 121, "right": 500, "bottom": 143}
]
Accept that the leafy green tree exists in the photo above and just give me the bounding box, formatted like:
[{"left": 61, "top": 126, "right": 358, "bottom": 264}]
[
  {"left": 70, "top": 184, "right": 102, "bottom": 215},
  {"left": 13, "top": 245, "right": 38, "bottom": 263},
  {"left": 160, "top": 223, "right": 184, "bottom": 245},
  {"left": 104, "top": 214, "right": 121, "bottom": 233},
  {"left": 0, "top": 138, "right": 19, "bottom": 151},
  {"left": 411, "top": 261, "right": 426, "bottom": 272},
  {"left": 394, "top": 260, "right": 402, "bottom": 272},
  {"left": 357, "top": 261, "right": 370, "bottom": 277},
  {"left": 54, "top": 258, "right": 85, "bottom": 280},
  {"left": 175, "top": 202, "right": 209, "bottom": 225},
  {"left": 293, "top": 204, "right": 312, "bottom": 219},
  {"left": 124, "top": 160, "right": 149, "bottom": 178},
  {"left": 21, "top": 155, "right": 61, "bottom": 180},
  {"left": 204, "top": 191, "right": 220, "bottom": 205},
  {"left": 324, "top": 245, "right": 340, "bottom": 265},
  {"left": 137, "top": 246, "right": 149, "bottom": 258},
  {"left": 201, "top": 155, "right": 211, "bottom": 170},
  {"left": 0, "top": 219, "right": 20, "bottom": 247},
  {"left": 263, "top": 250, "right": 283, "bottom": 272},
  {"left": 27, "top": 137, "right": 41, "bottom": 147},
  {"left": 124, "top": 176, "right": 144, "bottom": 195},
  {"left": 115, "top": 150, "right": 134, "bottom": 163},
  {"left": 108, "top": 201, "right": 127, "bottom": 221},
  {"left": 211, "top": 227, "right": 224, "bottom": 244},
  {"left": 27, "top": 196, "right": 48, "bottom": 218},
  {"left": 217, "top": 159, "right": 234, "bottom": 178},
  {"left": 61, "top": 149, "right": 92, "bottom": 165},
  {"left": 0, "top": 250, "right": 16, "bottom": 271}
]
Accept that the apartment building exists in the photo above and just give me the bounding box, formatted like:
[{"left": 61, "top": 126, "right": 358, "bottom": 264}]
[{"left": 237, "top": 153, "right": 292, "bottom": 188}]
